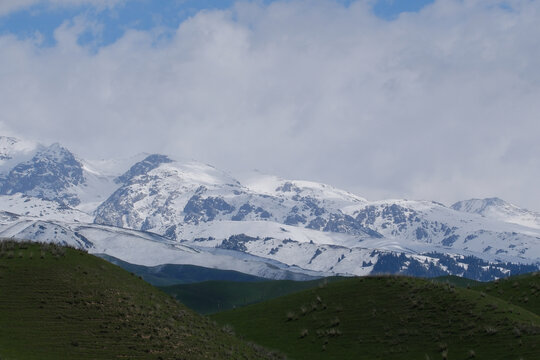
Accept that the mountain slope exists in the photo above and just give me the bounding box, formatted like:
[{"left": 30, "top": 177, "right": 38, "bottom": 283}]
[
  {"left": 0, "top": 240, "right": 282, "bottom": 360},
  {"left": 0, "top": 213, "right": 327, "bottom": 280},
  {"left": 0, "top": 194, "right": 93, "bottom": 222},
  {"left": 100, "top": 254, "right": 268, "bottom": 286}
]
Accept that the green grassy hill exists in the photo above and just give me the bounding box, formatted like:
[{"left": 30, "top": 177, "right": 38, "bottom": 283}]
[
  {"left": 0, "top": 240, "right": 282, "bottom": 360},
  {"left": 212, "top": 276, "right": 540, "bottom": 360},
  {"left": 473, "top": 272, "right": 540, "bottom": 316},
  {"left": 160, "top": 278, "right": 340, "bottom": 314}
]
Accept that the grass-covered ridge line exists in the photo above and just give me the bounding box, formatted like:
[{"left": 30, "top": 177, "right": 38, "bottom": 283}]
[
  {"left": 212, "top": 275, "right": 540, "bottom": 360},
  {"left": 431, "top": 275, "right": 481, "bottom": 288},
  {"left": 0, "top": 240, "right": 283, "bottom": 360}
]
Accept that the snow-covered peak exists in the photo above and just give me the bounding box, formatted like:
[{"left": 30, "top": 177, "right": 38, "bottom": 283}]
[
  {"left": 452, "top": 197, "right": 507, "bottom": 213},
  {"left": 0, "top": 136, "right": 39, "bottom": 174},
  {"left": 112, "top": 154, "right": 240, "bottom": 188},
  {"left": 36, "top": 143, "right": 73, "bottom": 162},
  {"left": 0, "top": 143, "right": 84, "bottom": 206},
  {"left": 241, "top": 172, "right": 367, "bottom": 204},
  {"left": 152, "top": 160, "right": 242, "bottom": 188},
  {"left": 451, "top": 198, "right": 540, "bottom": 229}
]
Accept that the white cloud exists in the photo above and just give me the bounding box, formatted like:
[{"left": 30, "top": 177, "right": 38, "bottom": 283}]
[
  {"left": 0, "top": 0, "right": 36, "bottom": 16},
  {"left": 1, "top": 0, "right": 540, "bottom": 211},
  {"left": 0, "top": 0, "right": 125, "bottom": 16}
]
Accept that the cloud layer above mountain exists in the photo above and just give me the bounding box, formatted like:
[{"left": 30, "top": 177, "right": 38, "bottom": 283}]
[{"left": 1, "top": 0, "right": 539, "bottom": 210}]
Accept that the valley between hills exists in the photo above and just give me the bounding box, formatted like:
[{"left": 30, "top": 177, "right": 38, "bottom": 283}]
[{"left": 0, "top": 240, "right": 538, "bottom": 359}]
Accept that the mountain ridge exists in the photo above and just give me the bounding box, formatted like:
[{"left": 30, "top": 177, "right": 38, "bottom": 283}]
[{"left": 0, "top": 136, "right": 538, "bottom": 281}]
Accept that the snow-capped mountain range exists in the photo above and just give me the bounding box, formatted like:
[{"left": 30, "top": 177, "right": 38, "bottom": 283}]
[{"left": 0, "top": 136, "right": 538, "bottom": 280}]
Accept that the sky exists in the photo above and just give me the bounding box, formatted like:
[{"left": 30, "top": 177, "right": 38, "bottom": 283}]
[{"left": 0, "top": 0, "right": 539, "bottom": 211}]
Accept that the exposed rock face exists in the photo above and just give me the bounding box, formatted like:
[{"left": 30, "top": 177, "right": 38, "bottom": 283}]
[
  {"left": 115, "top": 154, "right": 173, "bottom": 184},
  {"left": 0, "top": 144, "right": 84, "bottom": 206}
]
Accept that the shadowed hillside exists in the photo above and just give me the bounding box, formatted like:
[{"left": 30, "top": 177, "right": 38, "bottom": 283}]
[{"left": 160, "top": 278, "right": 342, "bottom": 314}]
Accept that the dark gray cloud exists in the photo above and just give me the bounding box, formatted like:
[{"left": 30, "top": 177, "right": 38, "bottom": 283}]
[{"left": 1, "top": 0, "right": 539, "bottom": 211}]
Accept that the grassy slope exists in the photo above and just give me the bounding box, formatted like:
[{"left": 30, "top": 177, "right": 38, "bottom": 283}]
[
  {"left": 160, "top": 278, "right": 338, "bottom": 314},
  {"left": 473, "top": 272, "right": 540, "bottom": 316},
  {"left": 434, "top": 272, "right": 540, "bottom": 316},
  {"left": 0, "top": 241, "right": 282, "bottom": 360},
  {"left": 212, "top": 276, "right": 540, "bottom": 360}
]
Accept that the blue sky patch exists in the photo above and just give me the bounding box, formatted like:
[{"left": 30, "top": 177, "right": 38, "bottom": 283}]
[
  {"left": 0, "top": 0, "right": 436, "bottom": 48},
  {"left": 373, "top": 0, "right": 435, "bottom": 20}
]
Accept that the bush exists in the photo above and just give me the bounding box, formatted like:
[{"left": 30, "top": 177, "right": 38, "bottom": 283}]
[
  {"left": 330, "top": 317, "right": 340, "bottom": 327},
  {"left": 286, "top": 311, "right": 296, "bottom": 321},
  {"left": 221, "top": 324, "right": 235, "bottom": 335},
  {"left": 441, "top": 349, "right": 448, "bottom": 360}
]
